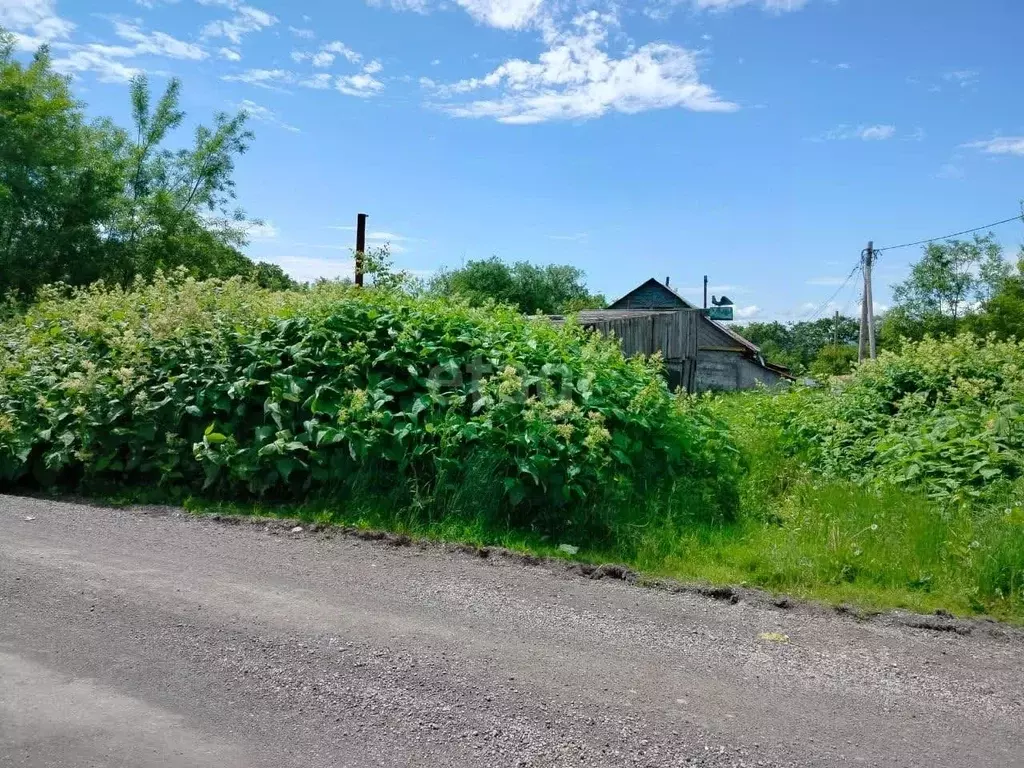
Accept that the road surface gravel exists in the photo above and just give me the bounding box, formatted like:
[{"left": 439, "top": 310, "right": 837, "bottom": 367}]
[{"left": 1, "top": 495, "right": 1022, "bottom": 767}]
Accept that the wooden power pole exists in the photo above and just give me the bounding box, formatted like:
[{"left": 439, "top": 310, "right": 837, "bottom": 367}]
[
  {"left": 355, "top": 212, "right": 368, "bottom": 287},
  {"left": 858, "top": 241, "right": 877, "bottom": 361}
]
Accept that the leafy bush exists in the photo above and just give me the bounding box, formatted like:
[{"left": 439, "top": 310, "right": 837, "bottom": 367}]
[
  {"left": 779, "top": 334, "right": 1024, "bottom": 502},
  {"left": 0, "top": 273, "right": 739, "bottom": 540}
]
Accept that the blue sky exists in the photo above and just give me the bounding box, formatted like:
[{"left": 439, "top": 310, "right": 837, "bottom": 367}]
[{"left": 3, "top": 0, "right": 1023, "bottom": 320}]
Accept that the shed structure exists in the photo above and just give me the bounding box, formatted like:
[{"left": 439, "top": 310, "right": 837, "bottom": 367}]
[
  {"left": 546, "top": 309, "right": 700, "bottom": 393},
  {"left": 603, "top": 278, "right": 789, "bottom": 392}
]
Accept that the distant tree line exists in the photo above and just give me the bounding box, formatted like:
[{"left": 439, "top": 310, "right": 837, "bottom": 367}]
[
  {"left": 428, "top": 257, "right": 606, "bottom": 315},
  {"left": 0, "top": 31, "right": 291, "bottom": 298}
]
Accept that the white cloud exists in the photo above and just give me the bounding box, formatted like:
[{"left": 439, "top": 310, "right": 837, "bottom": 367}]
[
  {"left": 432, "top": 11, "right": 736, "bottom": 124},
  {"left": 301, "top": 73, "right": 334, "bottom": 89},
  {"left": 734, "top": 305, "right": 761, "bottom": 319},
  {"left": 218, "top": 46, "right": 242, "bottom": 61},
  {"left": 136, "top": 0, "right": 182, "bottom": 6},
  {"left": 453, "top": 0, "right": 544, "bottom": 30},
  {"left": 223, "top": 68, "right": 384, "bottom": 97},
  {"left": 363, "top": 59, "right": 383, "bottom": 74},
  {"left": 367, "top": 0, "right": 431, "bottom": 12},
  {"left": 322, "top": 40, "right": 362, "bottom": 63},
  {"left": 268, "top": 255, "right": 355, "bottom": 282},
  {"left": 816, "top": 124, "right": 896, "bottom": 142},
  {"left": 292, "top": 40, "right": 363, "bottom": 69},
  {"left": 963, "top": 137, "right": 1024, "bottom": 157},
  {"left": 237, "top": 99, "right": 300, "bottom": 133},
  {"left": 646, "top": 0, "right": 811, "bottom": 20},
  {"left": 42, "top": 18, "right": 207, "bottom": 81},
  {"left": 311, "top": 51, "right": 335, "bottom": 67},
  {"left": 222, "top": 68, "right": 292, "bottom": 88},
  {"left": 112, "top": 21, "right": 207, "bottom": 60},
  {"left": 52, "top": 49, "right": 142, "bottom": 82},
  {"left": 943, "top": 69, "right": 979, "bottom": 88},
  {"left": 0, "top": 0, "right": 75, "bottom": 49},
  {"left": 200, "top": 3, "right": 277, "bottom": 45},
  {"left": 245, "top": 220, "right": 280, "bottom": 239},
  {"left": 857, "top": 124, "right": 896, "bottom": 141},
  {"left": 288, "top": 25, "right": 315, "bottom": 38},
  {"left": 337, "top": 72, "right": 384, "bottom": 97}
]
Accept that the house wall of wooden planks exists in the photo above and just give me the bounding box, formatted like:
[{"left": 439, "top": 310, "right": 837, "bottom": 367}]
[{"left": 545, "top": 309, "right": 700, "bottom": 393}]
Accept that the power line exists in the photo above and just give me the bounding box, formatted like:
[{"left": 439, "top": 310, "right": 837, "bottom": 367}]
[
  {"left": 875, "top": 214, "right": 1023, "bottom": 254},
  {"left": 802, "top": 262, "right": 861, "bottom": 322}
]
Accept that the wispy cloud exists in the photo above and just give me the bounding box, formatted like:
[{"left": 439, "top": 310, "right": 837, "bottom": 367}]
[
  {"left": 47, "top": 18, "right": 207, "bottom": 82},
  {"left": 199, "top": 1, "right": 278, "bottom": 45},
  {"left": 814, "top": 124, "right": 897, "bottom": 142},
  {"left": 734, "top": 305, "right": 761, "bottom": 320},
  {"left": 245, "top": 220, "right": 280, "bottom": 239},
  {"left": 430, "top": 10, "right": 736, "bottom": 124},
  {"left": 112, "top": 20, "right": 206, "bottom": 61},
  {"left": 267, "top": 255, "right": 355, "bottom": 282},
  {"left": 646, "top": 0, "right": 812, "bottom": 21},
  {"left": 323, "top": 225, "right": 414, "bottom": 253},
  {"left": 547, "top": 233, "right": 589, "bottom": 242},
  {"left": 368, "top": 0, "right": 540, "bottom": 28},
  {"left": 0, "top": 0, "right": 75, "bottom": 50},
  {"left": 52, "top": 49, "right": 142, "bottom": 82},
  {"left": 806, "top": 276, "right": 848, "bottom": 286},
  {"left": 962, "top": 137, "right": 1024, "bottom": 157},
  {"left": 237, "top": 99, "right": 300, "bottom": 133},
  {"left": 292, "top": 40, "right": 362, "bottom": 68},
  {"left": 936, "top": 163, "right": 965, "bottom": 180},
  {"left": 943, "top": 69, "right": 979, "bottom": 88}
]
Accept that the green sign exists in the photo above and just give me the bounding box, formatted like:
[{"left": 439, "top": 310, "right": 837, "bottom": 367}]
[{"left": 706, "top": 306, "right": 734, "bottom": 322}]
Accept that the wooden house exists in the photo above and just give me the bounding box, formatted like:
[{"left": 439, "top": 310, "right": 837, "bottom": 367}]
[{"left": 603, "top": 278, "right": 789, "bottom": 391}]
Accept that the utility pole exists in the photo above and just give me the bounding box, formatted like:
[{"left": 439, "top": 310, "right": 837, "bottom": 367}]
[
  {"left": 865, "top": 241, "right": 876, "bottom": 359},
  {"left": 858, "top": 241, "right": 877, "bottom": 361},
  {"left": 355, "top": 212, "right": 368, "bottom": 287},
  {"left": 703, "top": 275, "right": 708, "bottom": 309}
]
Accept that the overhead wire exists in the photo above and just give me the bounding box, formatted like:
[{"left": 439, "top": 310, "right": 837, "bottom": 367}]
[
  {"left": 875, "top": 214, "right": 1023, "bottom": 253},
  {"left": 802, "top": 262, "right": 862, "bottom": 322}
]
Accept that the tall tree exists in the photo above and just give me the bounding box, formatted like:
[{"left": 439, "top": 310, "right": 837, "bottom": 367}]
[
  {"left": 967, "top": 248, "right": 1024, "bottom": 341},
  {"left": 884, "top": 234, "right": 1005, "bottom": 341},
  {"left": 106, "top": 74, "right": 258, "bottom": 282},
  {"left": 0, "top": 34, "right": 123, "bottom": 295},
  {"left": 0, "top": 32, "right": 291, "bottom": 296}
]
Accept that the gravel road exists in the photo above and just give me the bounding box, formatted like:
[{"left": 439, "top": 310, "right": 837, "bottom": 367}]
[{"left": 1, "top": 495, "right": 1022, "bottom": 768}]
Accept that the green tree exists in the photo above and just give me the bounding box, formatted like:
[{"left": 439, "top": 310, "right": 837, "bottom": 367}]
[
  {"left": 967, "top": 248, "right": 1024, "bottom": 340},
  {"left": 105, "top": 74, "right": 259, "bottom": 282},
  {"left": 733, "top": 316, "right": 859, "bottom": 373},
  {"left": 885, "top": 234, "right": 1007, "bottom": 341},
  {"left": 0, "top": 32, "right": 289, "bottom": 296},
  {"left": 0, "top": 34, "right": 123, "bottom": 295},
  {"left": 430, "top": 257, "right": 604, "bottom": 314}
]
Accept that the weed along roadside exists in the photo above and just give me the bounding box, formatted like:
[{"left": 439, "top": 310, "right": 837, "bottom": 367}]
[{"left": 1, "top": 276, "right": 1023, "bottom": 622}]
